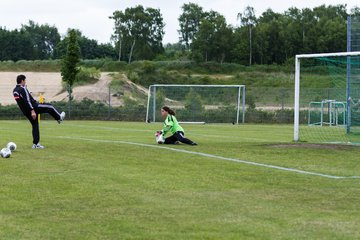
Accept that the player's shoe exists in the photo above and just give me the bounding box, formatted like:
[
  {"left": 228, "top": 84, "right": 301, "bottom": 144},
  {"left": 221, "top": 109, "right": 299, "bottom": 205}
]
[
  {"left": 32, "top": 143, "right": 45, "bottom": 149},
  {"left": 58, "top": 111, "right": 66, "bottom": 124}
]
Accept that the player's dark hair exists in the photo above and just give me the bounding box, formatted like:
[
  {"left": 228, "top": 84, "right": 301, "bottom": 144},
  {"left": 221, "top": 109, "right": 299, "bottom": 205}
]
[
  {"left": 16, "top": 74, "right": 26, "bottom": 84},
  {"left": 162, "top": 106, "right": 176, "bottom": 116}
]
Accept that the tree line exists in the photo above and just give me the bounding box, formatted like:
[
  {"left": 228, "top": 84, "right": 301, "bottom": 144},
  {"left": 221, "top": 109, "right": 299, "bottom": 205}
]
[
  {"left": 0, "top": 21, "right": 116, "bottom": 61},
  {"left": 0, "top": 3, "right": 359, "bottom": 65}
]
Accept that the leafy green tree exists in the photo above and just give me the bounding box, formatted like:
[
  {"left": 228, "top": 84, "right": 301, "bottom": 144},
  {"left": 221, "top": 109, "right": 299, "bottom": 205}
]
[
  {"left": 231, "top": 27, "right": 249, "bottom": 64},
  {"left": 253, "top": 9, "right": 287, "bottom": 64},
  {"left": 312, "top": 5, "right": 347, "bottom": 52},
  {"left": 61, "top": 29, "right": 81, "bottom": 102},
  {"left": 191, "top": 18, "right": 212, "bottom": 62},
  {"left": 54, "top": 30, "right": 116, "bottom": 60},
  {"left": 155, "top": 43, "right": 188, "bottom": 60},
  {"left": 0, "top": 21, "right": 59, "bottom": 60},
  {"left": 21, "top": 20, "right": 61, "bottom": 59},
  {"left": 282, "top": 7, "right": 304, "bottom": 58},
  {"left": 185, "top": 88, "right": 204, "bottom": 112},
  {"left": 78, "top": 36, "right": 116, "bottom": 59},
  {"left": 110, "top": 24, "right": 123, "bottom": 61},
  {"left": 237, "top": 6, "right": 257, "bottom": 65},
  {"left": 351, "top": 6, "right": 360, "bottom": 15},
  {"left": 178, "top": 3, "right": 205, "bottom": 49},
  {"left": 183, "top": 88, "right": 205, "bottom": 121},
  {"left": 191, "top": 11, "right": 233, "bottom": 63},
  {"left": 109, "top": 10, "right": 126, "bottom": 61},
  {"left": 155, "top": 89, "right": 166, "bottom": 119},
  {"left": 0, "top": 28, "right": 33, "bottom": 61},
  {"left": 110, "top": 5, "right": 165, "bottom": 63},
  {"left": 299, "top": 8, "right": 317, "bottom": 53}
]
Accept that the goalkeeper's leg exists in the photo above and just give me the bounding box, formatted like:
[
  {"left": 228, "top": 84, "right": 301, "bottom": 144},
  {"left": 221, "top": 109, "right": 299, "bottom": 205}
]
[
  {"left": 164, "top": 134, "right": 178, "bottom": 144},
  {"left": 175, "top": 131, "right": 197, "bottom": 146}
]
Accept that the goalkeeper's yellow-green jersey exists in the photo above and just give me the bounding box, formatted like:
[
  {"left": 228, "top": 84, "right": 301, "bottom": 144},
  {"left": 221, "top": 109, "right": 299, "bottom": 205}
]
[{"left": 162, "top": 114, "right": 184, "bottom": 136}]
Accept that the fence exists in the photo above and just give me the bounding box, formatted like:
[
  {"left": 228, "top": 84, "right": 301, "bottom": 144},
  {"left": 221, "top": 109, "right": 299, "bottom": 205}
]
[{"left": 0, "top": 85, "right": 316, "bottom": 124}]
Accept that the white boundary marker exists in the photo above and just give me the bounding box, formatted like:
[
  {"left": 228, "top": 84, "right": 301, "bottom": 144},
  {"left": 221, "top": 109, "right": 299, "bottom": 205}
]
[{"left": 58, "top": 136, "right": 360, "bottom": 180}]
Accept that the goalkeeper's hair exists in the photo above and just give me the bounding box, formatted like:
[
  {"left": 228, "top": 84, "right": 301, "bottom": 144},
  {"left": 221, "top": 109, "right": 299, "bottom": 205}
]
[{"left": 162, "top": 106, "right": 176, "bottom": 116}]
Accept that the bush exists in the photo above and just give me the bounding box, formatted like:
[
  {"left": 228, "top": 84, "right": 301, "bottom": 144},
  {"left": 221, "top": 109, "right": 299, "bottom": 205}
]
[
  {"left": 81, "top": 59, "right": 105, "bottom": 69},
  {"left": 0, "top": 104, "right": 24, "bottom": 119},
  {"left": 74, "top": 67, "right": 101, "bottom": 86},
  {"left": 101, "top": 60, "right": 127, "bottom": 71}
]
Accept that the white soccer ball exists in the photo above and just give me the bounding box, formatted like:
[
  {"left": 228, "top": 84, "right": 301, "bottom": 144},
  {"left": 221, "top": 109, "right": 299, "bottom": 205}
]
[
  {"left": 6, "top": 142, "right": 16, "bottom": 152},
  {"left": 155, "top": 131, "right": 164, "bottom": 144},
  {"left": 1, "top": 148, "right": 11, "bottom": 158}
]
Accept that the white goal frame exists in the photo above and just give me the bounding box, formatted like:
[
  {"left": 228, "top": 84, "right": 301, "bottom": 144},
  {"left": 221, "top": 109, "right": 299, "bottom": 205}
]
[
  {"left": 146, "top": 84, "right": 246, "bottom": 124},
  {"left": 294, "top": 51, "right": 360, "bottom": 142}
]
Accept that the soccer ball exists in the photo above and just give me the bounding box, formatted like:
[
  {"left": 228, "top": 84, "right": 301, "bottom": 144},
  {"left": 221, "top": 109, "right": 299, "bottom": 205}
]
[
  {"left": 6, "top": 142, "right": 16, "bottom": 152},
  {"left": 155, "top": 131, "right": 164, "bottom": 144},
  {"left": 1, "top": 148, "right": 11, "bottom": 158}
]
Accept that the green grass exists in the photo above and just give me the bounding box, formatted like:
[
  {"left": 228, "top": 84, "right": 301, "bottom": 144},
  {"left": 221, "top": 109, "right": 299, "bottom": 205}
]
[{"left": 1, "top": 121, "right": 360, "bottom": 239}]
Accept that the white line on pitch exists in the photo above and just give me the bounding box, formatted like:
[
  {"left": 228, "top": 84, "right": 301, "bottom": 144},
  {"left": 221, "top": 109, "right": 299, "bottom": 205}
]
[{"left": 58, "top": 136, "right": 360, "bottom": 180}]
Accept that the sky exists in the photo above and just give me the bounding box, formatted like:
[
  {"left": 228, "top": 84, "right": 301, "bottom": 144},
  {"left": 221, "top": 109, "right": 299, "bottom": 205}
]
[{"left": 0, "top": 0, "right": 359, "bottom": 44}]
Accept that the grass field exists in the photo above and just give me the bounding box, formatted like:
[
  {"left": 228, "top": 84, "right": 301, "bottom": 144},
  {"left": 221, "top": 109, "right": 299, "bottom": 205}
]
[{"left": 1, "top": 120, "right": 360, "bottom": 239}]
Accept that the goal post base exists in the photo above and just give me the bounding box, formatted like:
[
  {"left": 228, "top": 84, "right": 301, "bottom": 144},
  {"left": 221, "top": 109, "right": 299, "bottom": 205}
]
[{"left": 178, "top": 121, "right": 206, "bottom": 124}]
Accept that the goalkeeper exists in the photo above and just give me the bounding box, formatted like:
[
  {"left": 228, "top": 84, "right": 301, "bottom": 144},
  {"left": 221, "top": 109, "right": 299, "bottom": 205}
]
[{"left": 158, "top": 106, "right": 197, "bottom": 145}]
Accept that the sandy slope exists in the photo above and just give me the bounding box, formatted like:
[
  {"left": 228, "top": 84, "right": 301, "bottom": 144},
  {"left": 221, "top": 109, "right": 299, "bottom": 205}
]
[
  {"left": 0, "top": 72, "right": 63, "bottom": 105},
  {"left": 0, "top": 72, "right": 123, "bottom": 106}
]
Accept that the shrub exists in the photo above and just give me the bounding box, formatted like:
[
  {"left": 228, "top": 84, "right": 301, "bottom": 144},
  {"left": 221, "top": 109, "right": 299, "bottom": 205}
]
[{"left": 74, "top": 67, "right": 101, "bottom": 86}]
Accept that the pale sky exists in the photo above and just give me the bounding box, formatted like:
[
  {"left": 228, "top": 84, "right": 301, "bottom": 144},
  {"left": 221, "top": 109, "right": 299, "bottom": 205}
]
[{"left": 0, "top": 0, "right": 358, "bottom": 44}]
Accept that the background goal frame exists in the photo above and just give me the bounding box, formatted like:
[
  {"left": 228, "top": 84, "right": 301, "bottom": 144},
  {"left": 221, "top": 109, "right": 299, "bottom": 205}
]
[{"left": 146, "top": 84, "right": 246, "bottom": 124}]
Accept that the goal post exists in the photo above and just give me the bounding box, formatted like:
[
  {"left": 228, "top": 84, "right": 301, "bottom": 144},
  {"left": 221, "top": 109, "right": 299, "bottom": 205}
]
[
  {"left": 146, "top": 84, "right": 246, "bottom": 124},
  {"left": 294, "top": 51, "right": 360, "bottom": 143}
]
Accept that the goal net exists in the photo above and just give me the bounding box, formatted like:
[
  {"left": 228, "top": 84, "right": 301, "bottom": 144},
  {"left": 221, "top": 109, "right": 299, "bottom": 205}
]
[
  {"left": 294, "top": 51, "right": 360, "bottom": 144},
  {"left": 146, "top": 84, "right": 246, "bottom": 124}
]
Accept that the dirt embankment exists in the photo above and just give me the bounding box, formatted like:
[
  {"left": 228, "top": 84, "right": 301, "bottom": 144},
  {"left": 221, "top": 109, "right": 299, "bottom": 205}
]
[
  {"left": 0, "top": 72, "right": 63, "bottom": 105},
  {"left": 0, "top": 72, "right": 146, "bottom": 106}
]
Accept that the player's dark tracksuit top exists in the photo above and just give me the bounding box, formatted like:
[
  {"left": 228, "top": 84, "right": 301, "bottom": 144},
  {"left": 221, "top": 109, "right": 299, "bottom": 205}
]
[{"left": 13, "top": 84, "right": 37, "bottom": 116}]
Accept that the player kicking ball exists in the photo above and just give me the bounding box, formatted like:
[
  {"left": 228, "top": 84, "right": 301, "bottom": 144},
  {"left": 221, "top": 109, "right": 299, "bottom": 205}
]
[{"left": 13, "top": 74, "right": 65, "bottom": 149}]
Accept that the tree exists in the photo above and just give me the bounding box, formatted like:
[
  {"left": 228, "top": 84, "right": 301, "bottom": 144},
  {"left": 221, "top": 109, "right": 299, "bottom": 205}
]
[
  {"left": 157, "top": 42, "right": 188, "bottom": 60},
  {"left": 0, "top": 28, "right": 33, "bottom": 61},
  {"left": 191, "top": 18, "right": 212, "bottom": 62},
  {"left": 312, "top": 4, "right": 347, "bottom": 52},
  {"left": 110, "top": 5, "right": 164, "bottom": 63},
  {"left": 351, "top": 6, "right": 360, "bottom": 16},
  {"left": 54, "top": 30, "right": 116, "bottom": 60},
  {"left": 61, "top": 29, "right": 81, "bottom": 103},
  {"left": 237, "top": 6, "right": 257, "bottom": 65},
  {"left": 282, "top": 7, "right": 304, "bottom": 58},
  {"left": 110, "top": 27, "right": 123, "bottom": 61},
  {"left": 110, "top": 11, "right": 125, "bottom": 61},
  {"left": 256, "top": 9, "right": 287, "bottom": 64},
  {"left": 185, "top": 88, "right": 204, "bottom": 111},
  {"left": 178, "top": 3, "right": 205, "bottom": 49},
  {"left": 206, "top": 12, "right": 234, "bottom": 63},
  {"left": 21, "top": 20, "right": 61, "bottom": 59},
  {"left": 191, "top": 11, "right": 233, "bottom": 63},
  {"left": 184, "top": 88, "right": 204, "bottom": 120}
]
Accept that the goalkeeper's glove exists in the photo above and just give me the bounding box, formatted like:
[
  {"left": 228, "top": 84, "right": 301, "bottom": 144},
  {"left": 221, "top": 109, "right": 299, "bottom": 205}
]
[{"left": 155, "top": 130, "right": 163, "bottom": 136}]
